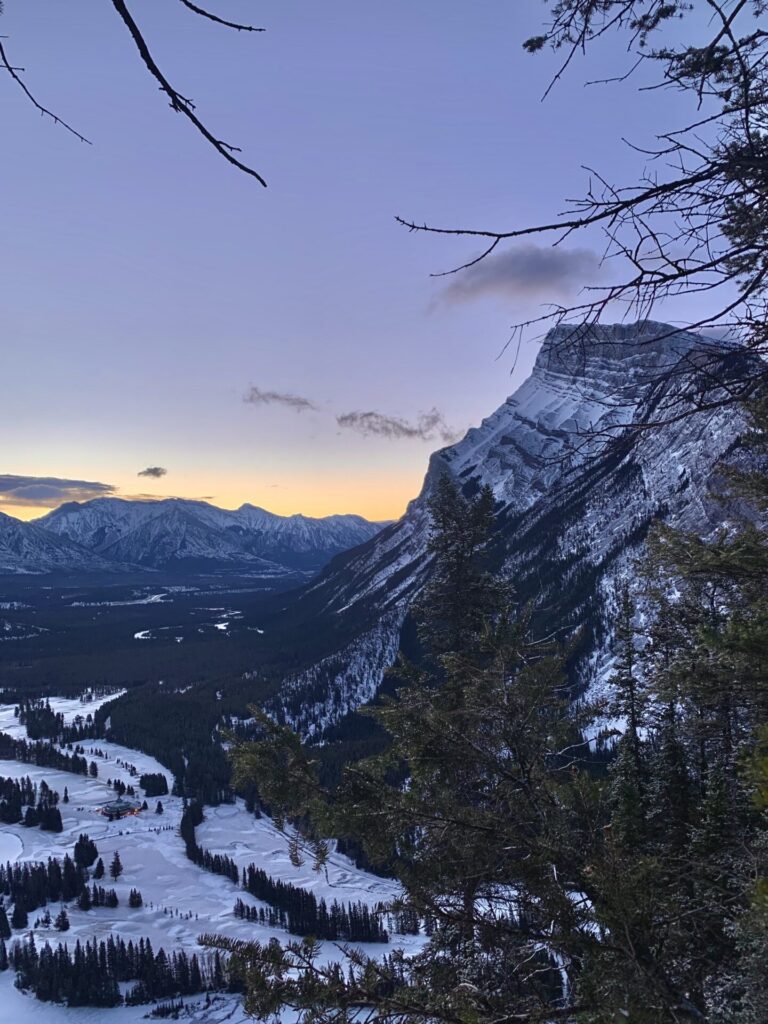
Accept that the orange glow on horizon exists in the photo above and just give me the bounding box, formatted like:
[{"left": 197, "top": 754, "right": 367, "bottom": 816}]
[
  {"left": 1, "top": 476, "right": 418, "bottom": 525},
  {"left": 2, "top": 504, "right": 52, "bottom": 523}
]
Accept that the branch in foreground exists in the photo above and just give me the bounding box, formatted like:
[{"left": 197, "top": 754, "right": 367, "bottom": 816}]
[
  {"left": 110, "top": 0, "right": 267, "bottom": 186},
  {"left": 176, "top": 0, "right": 265, "bottom": 33},
  {"left": 0, "top": 39, "right": 91, "bottom": 144}
]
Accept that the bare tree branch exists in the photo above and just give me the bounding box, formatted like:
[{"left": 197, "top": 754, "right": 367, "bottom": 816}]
[
  {"left": 0, "top": 38, "right": 91, "bottom": 144},
  {"left": 109, "top": 0, "right": 266, "bottom": 185},
  {"left": 176, "top": 0, "right": 265, "bottom": 33}
]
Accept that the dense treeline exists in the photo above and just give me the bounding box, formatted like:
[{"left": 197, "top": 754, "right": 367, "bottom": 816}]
[
  {"left": 0, "top": 576, "right": 303, "bottom": 695},
  {"left": 139, "top": 771, "right": 169, "bottom": 797},
  {"left": 5, "top": 933, "right": 221, "bottom": 1006},
  {"left": 76, "top": 883, "right": 119, "bottom": 910},
  {"left": 0, "top": 855, "right": 87, "bottom": 917},
  {"left": 0, "top": 775, "right": 62, "bottom": 832},
  {"left": 240, "top": 867, "right": 387, "bottom": 943},
  {"left": 10, "top": 690, "right": 116, "bottom": 741},
  {"left": 15, "top": 699, "right": 66, "bottom": 740},
  {"left": 96, "top": 692, "right": 233, "bottom": 805},
  {"left": 179, "top": 798, "right": 206, "bottom": 855},
  {"left": 66, "top": 569, "right": 398, "bottom": 803},
  {"left": 0, "top": 733, "right": 95, "bottom": 777}
]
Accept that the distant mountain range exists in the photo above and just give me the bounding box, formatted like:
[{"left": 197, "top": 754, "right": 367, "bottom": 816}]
[{"left": 0, "top": 499, "right": 387, "bottom": 576}]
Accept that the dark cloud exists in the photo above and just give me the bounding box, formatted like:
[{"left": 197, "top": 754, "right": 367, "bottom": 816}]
[
  {"left": 0, "top": 474, "right": 115, "bottom": 508},
  {"left": 137, "top": 466, "right": 167, "bottom": 478},
  {"left": 244, "top": 387, "right": 317, "bottom": 413},
  {"left": 438, "top": 244, "right": 600, "bottom": 305},
  {"left": 337, "top": 408, "right": 460, "bottom": 444}
]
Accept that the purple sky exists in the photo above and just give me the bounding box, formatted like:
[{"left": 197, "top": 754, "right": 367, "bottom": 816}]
[{"left": 1, "top": 1, "right": 715, "bottom": 520}]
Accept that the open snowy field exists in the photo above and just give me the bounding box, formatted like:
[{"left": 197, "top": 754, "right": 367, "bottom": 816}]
[
  {"left": 0, "top": 695, "right": 422, "bottom": 1020},
  {"left": 0, "top": 690, "right": 125, "bottom": 739},
  {"left": 0, "top": 982, "right": 254, "bottom": 1024},
  {"left": 197, "top": 801, "right": 399, "bottom": 909}
]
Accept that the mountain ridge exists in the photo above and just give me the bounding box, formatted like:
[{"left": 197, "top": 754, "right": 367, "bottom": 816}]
[
  {"left": 264, "top": 321, "right": 751, "bottom": 734},
  {"left": 0, "top": 499, "right": 388, "bottom": 576}
]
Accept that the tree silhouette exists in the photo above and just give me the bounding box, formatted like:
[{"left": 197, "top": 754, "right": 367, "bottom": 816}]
[{"left": 109, "top": 851, "right": 123, "bottom": 882}]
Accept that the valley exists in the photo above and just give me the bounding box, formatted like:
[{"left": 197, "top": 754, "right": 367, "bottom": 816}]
[
  {"left": 4, "top": 0, "right": 765, "bottom": 1012},
  {"left": 0, "top": 693, "right": 423, "bottom": 1020},
  {"left": 1, "top": 321, "right": 761, "bottom": 1021},
  {"left": 0, "top": 575, "right": 303, "bottom": 694},
  {"left": 1, "top": 323, "right": 751, "bottom": 802}
]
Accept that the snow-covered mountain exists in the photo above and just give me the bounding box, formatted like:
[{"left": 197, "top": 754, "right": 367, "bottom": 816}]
[
  {"left": 0, "top": 511, "right": 122, "bottom": 575},
  {"left": 271, "top": 322, "right": 750, "bottom": 734},
  {"left": 26, "top": 498, "right": 385, "bottom": 574}
]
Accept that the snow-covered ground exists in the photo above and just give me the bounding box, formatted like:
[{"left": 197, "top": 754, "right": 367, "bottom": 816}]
[
  {"left": 0, "top": 690, "right": 125, "bottom": 740},
  {"left": 0, "top": 981, "right": 255, "bottom": 1024},
  {"left": 198, "top": 802, "right": 399, "bottom": 909},
  {"left": 0, "top": 695, "right": 421, "bottom": 1021}
]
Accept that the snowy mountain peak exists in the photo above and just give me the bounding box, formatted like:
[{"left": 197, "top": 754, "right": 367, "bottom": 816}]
[
  {"left": 18, "top": 497, "right": 385, "bottom": 575},
  {"left": 535, "top": 319, "right": 703, "bottom": 371},
  {"left": 270, "top": 321, "right": 750, "bottom": 735},
  {"left": 432, "top": 320, "right": 722, "bottom": 512},
  {"left": 0, "top": 510, "right": 122, "bottom": 575}
]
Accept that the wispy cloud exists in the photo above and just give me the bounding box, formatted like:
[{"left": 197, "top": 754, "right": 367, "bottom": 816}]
[
  {"left": 137, "top": 466, "right": 167, "bottom": 478},
  {"left": 438, "top": 244, "right": 600, "bottom": 306},
  {"left": 244, "top": 386, "right": 317, "bottom": 413},
  {"left": 0, "top": 474, "right": 115, "bottom": 508},
  {"left": 337, "top": 408, "right": 461, "bottom": 444},
  {"left": 245, "top": 384, "right": 461, "bottom": 445}
]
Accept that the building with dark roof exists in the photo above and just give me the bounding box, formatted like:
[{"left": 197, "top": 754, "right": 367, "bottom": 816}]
[{"left": 100, "top": 796, "right": 141, "bottom": 818}]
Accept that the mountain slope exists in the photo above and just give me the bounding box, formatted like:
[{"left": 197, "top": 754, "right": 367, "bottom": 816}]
[
  {"left": 33, "top": 498, "right": 385, "bottom": 574},
  {"left": 0, "top": 511, "right": 121, "bottom": 575},
  {"left": 270, "top": 322, "right": 750, "bottom": 734}
]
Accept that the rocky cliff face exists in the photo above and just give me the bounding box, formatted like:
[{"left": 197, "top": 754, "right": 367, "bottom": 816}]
[{"left": 274, "top": 322, "right": 748, "bottom": 734}]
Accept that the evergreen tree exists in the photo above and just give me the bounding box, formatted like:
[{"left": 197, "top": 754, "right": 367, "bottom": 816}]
[
  {"left": 0, "top": 905, "right": 9, "bottom": 940},
  {"left": 93, "top": 857, "right": 105, "bottom": 880},
  {"left": 412, "top": 475, "right": 502, "bottom": 661},
  {"left": 606, "top": 583, "right": 649, "bottom": 848},
  {"left": 220, "top": 424, "right": 768, "bottom": 1023},
  {"left": 40, "top": 806, "right": 63, "bottom": 832},
  {"left": 609, "top": 582, "right": 645, "bottom": 766},
  {"left": 223, "top": 484, "right": 590, "bottom": 1020},
  {"left": 109, "top": 851, "right": 123, "bottom": 881},
  {"left": 11, "top": 902, "right": 28, "bottom": 930},
  {"left": 74, "top": 833, "right": 98, "bottom": 870}
]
